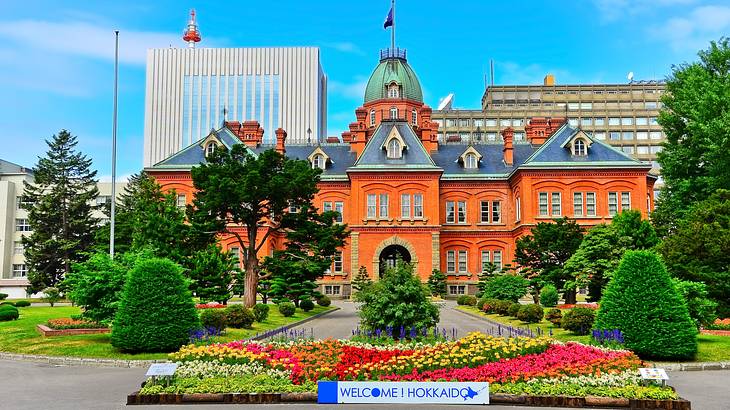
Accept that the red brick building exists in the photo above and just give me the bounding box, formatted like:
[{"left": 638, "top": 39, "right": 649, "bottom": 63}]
[{"left": 146, "top": 48, "right": 656, "bottom": 298}]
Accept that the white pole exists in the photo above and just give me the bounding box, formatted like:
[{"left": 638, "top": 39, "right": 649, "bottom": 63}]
[
  {"left": 110, "top": 30, "right": 119, "bottom": 259},
  {"left": 391, "top": 0, "right": 395, "bottom": 50}
]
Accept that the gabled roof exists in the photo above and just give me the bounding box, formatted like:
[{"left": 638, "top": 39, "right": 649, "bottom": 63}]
[
  {"left": 149, "top": 127, "right": 256, "bottom": 170},
  {"left": 350, "top": 120, "right": 439, "bottom": 171},
  {"left": 521, "top": 124, "right": 648, "bottom": 169},
  {"left": 432, "top": 143, "right": 533, "bottom": 178},
  {"left": 271, "top": 144, "right": 355, "bottom": 181}
]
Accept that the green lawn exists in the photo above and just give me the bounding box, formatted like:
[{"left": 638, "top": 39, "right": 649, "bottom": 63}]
[
  {"left": 0, "top": 305, "right": 333, "bottom": 360},
  {"left": 457, "top": 305, "right": 730, "bottom": 362}
]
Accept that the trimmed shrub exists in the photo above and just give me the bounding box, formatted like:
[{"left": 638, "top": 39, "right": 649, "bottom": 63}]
[
  {"left": 0, "top": 301, "right": 15, "bottom": 307},
  {"left": 464, "top": 295, "right": 477, "bottom": 306},
  {"left": 480, "top": 298, "right": 500, "bottom": 313},
  {"left": 111, "top": 258, "right": 200, "bottom": 353},
  {"left": 546, "top": 308, "right": 563, "bottom": 327},
  {"left": 0, "top": 293, "right": 7, "bottom": 300},
  {"left": 595, "top": 250, "right": 697, "bottom": 360},
  {"left": 300, "top": 299, "right": 315, "bottom": 312},
  {"left": 0, "top": 305, "right": 19, "bottom": 321},
  {"left": 64, "top": 252, "right": 127, "bottom": 324},
  {"left": 278, "top": 302, "right": 296, "bottom": 317},
  {"left": 14, "top": 300, "right": 30, "bottom": 307},
  {"left": 540, "top": 285, "right": 559, "bottom": 307},
  {"left": 494, "top": 300, "right": 512, "bottom": 315},
  {"left": 253, "top": 303, "right": 270, "bottom": 322},
  {"left": 456, "top": 295, "right": 469, "bottom": 306},
  {"left": 225, "top": 305, "right": 255, "bottom": 329},
  {"left": 561, "top": 307, "right": 596, "bottom": 335},
  {"left": 517, "top": 304, "right": 545, "bottom": 323},
  {"left": 482, "top": 275, "right": 529, "bottom": 302},
  {"left": 316, "top": 295, "right": 331, "bottom": 307},
  {"left": 200, "top": 308, "right": 227, "bottom": 331},
  {"left": 508, "top": 303, "right": 522, "bottom": 318}
]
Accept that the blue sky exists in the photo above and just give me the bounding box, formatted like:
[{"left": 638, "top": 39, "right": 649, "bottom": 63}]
[{"left": 1, "top": 0, "right": 728, "bottom": 179}]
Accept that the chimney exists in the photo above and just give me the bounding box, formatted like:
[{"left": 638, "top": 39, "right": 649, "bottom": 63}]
[
  {"left": 502, "top": 127, "right": 514, "bottom": 166},
  {"left": 235, "top": 121, "right": 264, "bottom": 148},
  {"left": 355, "top": 107, "right": 368, "bottom": 126},
  {"left": 525, "top": 117, "right": 549, "bottom": 145},
  {"left": 275, "top": 128, "right": 287, "bottom": 154},
  {"left": 544, "top": 74, "right": 555, "bottom": 86}
]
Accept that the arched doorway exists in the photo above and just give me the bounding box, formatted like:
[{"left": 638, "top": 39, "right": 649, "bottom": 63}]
[{"left": 379, "top": 245, "right": 411, "bottom": 277}]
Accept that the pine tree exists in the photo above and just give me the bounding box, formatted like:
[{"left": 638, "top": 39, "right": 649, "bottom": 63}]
[
  {"left": 351, "top": 266, "right": 373, "bottom": 295},
  {"left": 93, "top": 172, "right": 148, "bottom": 254},
  {"left": 188, "top": 244, "right": 235, "bottom": 303},
  {"left": 476, "top": 262, "right": 500, "bottom": 298},
  {"left": 427, "top": 269, "right": 447, "bottom": 297},
  {"left": 22, "top": 130, "right": 99, "bottom": 293}
]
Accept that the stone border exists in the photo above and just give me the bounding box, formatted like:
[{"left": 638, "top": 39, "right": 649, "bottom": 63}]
[
  {"left": 126, "top": 391, "right": 691, "bottom": 408},
  {"left": 247, "top": 306, "right": 340, "bottom": 341},
  {"left": 453, "top": 306, "right": 730, "bottom": 372},
  {"left": 0, "top": 306, "right": 340, "bottom": 368},
  {"left": 36, "top": 324, "right": 110, "bottom": 337}
]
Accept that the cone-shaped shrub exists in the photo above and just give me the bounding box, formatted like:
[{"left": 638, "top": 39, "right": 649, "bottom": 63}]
[
  {"left": 594, "top": 250, "right": 697, "bottom": 360},
  {"left": 111, "top": 258, "right": 200, "bottom": 352}
]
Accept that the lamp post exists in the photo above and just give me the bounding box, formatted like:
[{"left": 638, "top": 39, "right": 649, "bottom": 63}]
[
  {"left": 307, "top": 127, "right": 312, "bottom": 145},
  {"left": 110, "top": 30, "right": 119, "bottom": 259}
]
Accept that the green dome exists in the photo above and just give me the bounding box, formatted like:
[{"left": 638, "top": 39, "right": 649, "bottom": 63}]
[{"left": 364, "top": 49, "right": 423, "bottom": 103}]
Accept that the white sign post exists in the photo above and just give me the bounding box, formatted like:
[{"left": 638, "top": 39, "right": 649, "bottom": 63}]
[
  {"left": 639, "top": 368, "right": 669, "bottom": 387},
  {"left": 318, "top": 381, "right": 489, "bottom": 405}
]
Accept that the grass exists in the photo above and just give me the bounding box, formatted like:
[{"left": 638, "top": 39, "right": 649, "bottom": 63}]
[
  {"left": 457, "top": 305, "right": 730, "bottom": 362},
  {"left": 0, "top": 304, "right": 334, "bottom": 360}
]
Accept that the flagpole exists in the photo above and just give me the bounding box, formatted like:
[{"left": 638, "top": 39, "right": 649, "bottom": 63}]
[
  {"left": 110, "top": 30, "right": 119, "bottom": 259},
  {"left": 391, "top": 0, "right": 395, "bottom": 49}
]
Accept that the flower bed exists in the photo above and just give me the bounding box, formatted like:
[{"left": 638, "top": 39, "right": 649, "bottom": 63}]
[
  {"left": 46, "top": 318, "right": 104, "bottom": 330},
  {"left": 557, "top": 304, "right": 599, "bottom": 310},
  {"left": 195, "top": 302, "right": 226, "bottom": 309},
  {"left": 138, "top": 332, "right": 680, "bottom": 402}
]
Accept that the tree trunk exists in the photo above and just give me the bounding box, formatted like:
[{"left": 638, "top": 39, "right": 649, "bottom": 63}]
[
  {"left": 243, "top": 257, "right": 258, "bottom": 308},
  {"left": 564, "top": 288, "right": 577, "bottom": 305}
]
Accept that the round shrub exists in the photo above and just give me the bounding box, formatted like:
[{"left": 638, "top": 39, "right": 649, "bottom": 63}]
[
  {"left": 480, "top": 298, "right": 500, "bottom": 313},
  {"left": 482, "top": 275, "right": 528, "bottom": 302},
  {"left": 299, "top": 299, "right": 315, "bottom": 312},
  {"left": 316, "top": 295, "right": 331, "bottom": 307},
  {"left": 463, "top": 295, "right": 477, "bottom": 306},
  {"left": 0, "top": 305, "right": 19, "bottom": 321},
  {"left": 508, "top": 303, "right": 522, "bottom": 318},
  {"left": 0, "top": 293, "right": 7, "bottom": 300},
  {"left": 200, "top": 308, "right": 227, "bottom": 331},
  {"left": 111, "top": 257, "right": 200, "bottom": 353},
  {"left": 539, "top": 285, "right": 559, "bottom": 307},
  {"left": 595, "top": 250, "right": 697, "bottom": 360},
  {"left": 561, "top": 307, "right": 596, "bottom": 335},
  {"left": 494, "top": 300, "right": 512, "bottom": 315},
  {"left": 278, "top": 302, "right": 296, "bottom": 317},
  {"left": 517, "top": 304, "right": 545, "bottom": 323},
  {"left": 253, "top": 303, "right": 270, "bottom": 322},
  {"left": 546, "top": 308, "right": 563, "bottom": 327},
  {"left": 0, "top": 301, "right": 15, "bottom": 307},
  {"left": 225, "top": 305, "right": 255, "bottom": 329},
  {"left": 456, "top": 295, "right": 469, "bottom": 305},
  {"left": 14, "top": 300, "right": 31, "bottom": 307}
]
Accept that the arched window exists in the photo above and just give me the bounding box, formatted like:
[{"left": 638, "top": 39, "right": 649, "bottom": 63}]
[
  {"left": 312, "top": 154, "right": 325, "bottom": 169},
  {"left": 411, "top": 109, "right": 417, "bottom": 125},
  {"left": 389, "top": 107, "right": 398, "bottom": 119},
  {"left": 465, "top": 153, "right": 478, "bottom": 169},
  {"left": 205, "top": 142, "right": 216, "bottom": 157},
  {"left": 387, "top": 139, "right": 401, "bottom": 159},
  {"left": 388, "top": 83, "right": 399, "bottom": 98},
  {"left": 574, "top": 139, "right": 587, "bottom": 156},
  {"left": 370, "top": 110, "right": 375, "bottom": 127}
]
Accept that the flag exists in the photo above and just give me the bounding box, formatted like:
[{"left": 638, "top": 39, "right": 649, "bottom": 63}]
[{"left": 383, "top": 7, "right": 393, "bottom": 29}]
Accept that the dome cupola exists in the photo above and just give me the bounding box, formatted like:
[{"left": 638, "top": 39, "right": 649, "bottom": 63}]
[{"left": 364, "top": 48, "right": 423, "bottom": 104}]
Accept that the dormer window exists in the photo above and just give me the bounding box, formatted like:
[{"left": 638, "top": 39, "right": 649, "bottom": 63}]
[
  {"left": 390, "top": 107, "right": 398, "bottom": 119},
  {"left": 382, "top": 126, "right": 406, "bottom": 159},
  {"left": 312, "top": 154, "right": 325, "bottom": 170},
  {"left": 388, "top": 83, "right": 400, "bottom": 98},
  {"left": 574, "top": 139, "right": 587, "bottom": 156},
  {"left": 465, "top": 153, "right": 478, "bottom": 169},
  {"left": 205, "top": 142, "right": 217, "bottom": 157},
  {"left": 387, "top": 139, "right": 402, "bottom": 159},
  {"left": 563, "top": 130, "right": 593, "bottom": 157}
]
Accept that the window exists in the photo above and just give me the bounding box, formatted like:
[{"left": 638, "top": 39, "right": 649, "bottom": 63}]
[
  {"left": 486, "top": 132, "right": 497, "bottom": 141},
  {"left": 334, "top": 202, "right": 343, "bottom": 223},
  {"left": 621, "top": 117, "right": 633, "bottom": 126},
  {"left": 312, "top": 154, "right": 325, "bottom": 169},
  {"left": 473, "top": 119, "right": 484, "bottom": 127},
  {"left": 12, "top": 264, "right": 27, "bottom": 278},
  {"left": 95, "top": 196, "right": 112, "bottom": 206},
  {"left": 500, "top": 119, "right": 511, "bottom": 126},
  {"left": 389, "top": 107, "right": 398, "bottom": 119},
  {"left": 574, "top": 139, "right": 586, "bottom": 156},
  {"left": 15, "top": 218, "right": 30, "bottom": 232},
  {"left": 481, "top": 251, "right": 490, "bottom": 272},
  {"left": 485, "top": 119, "right": 497, "bottom": 126},
  {"left": 459, "top": 119, "right": 470, "bottom": 127},
  {"left": 636, "top": 132, "right": 648, "bottom": 140},
  {"left": 645, "top": 102, "right": 658, "bottom": 109},
  {"left": 13, "top": 241, "right": 23, "bottom": 255},
  {"left": 370, "top": 110, "right": 375, "bottom": 127},
  {"left": 581, "top": 118, "right": 592, "bottom": 126},
  {"left": 516, "top": 197, "right": 521, "bottom": 221},
  {"left": 229, "top": 247, "right": 241, "bottom": 267},
  {"left": 574, "top": 192, "right": 584, "bottom": 216},
  {"left": 650, "top": 131, "right": 662, "bottom": 140},
  {"left": 492, "top": 201, "right": 501, "bottom": 223},
  {"left": 514, "top": 132, "right": 525, "bottom": 142},
  {"left": 446, "top": 250, "right": 456, "bottom": 273},
  {"left": 636, "top": 146, "right": 649, "bottom": 154},
  {"left": 449, "top": 285, "right": 466, "bottom": 295},
  {"left": 387, "top": 139, "right": 401, "bottom": 159},
  {"left": 622, "top": 131, "right": 634, "bottom": 140},
  {"left": 538, "top": 193, "right": 549, "bottom": 216},
  {"left": 480, "top": 201, "right": 489, "bottom": 223},
  {"left": 580, "top": 102, "right": 592, "bottom": 110},
  {"left": 568, "top": 118, "right": 579, "bottom": 126},
  {"left": 176, "top": 194, "right": 186, "bottom": 208},
  {"left": 458, "top": 250, "right": 468, "bottom": 273},
  {"left": 379, "top": 193, "right": 389, "bottom": 218},
  {"left": 568, "top": 103, "right": 579, "bottom": 110},
  {"left": 388, "top": 84, "right": 399, "bottom": 98},
  {"left": 608, "top": 192, "right": 618, "bottom": 216},
  {"left": 333, "top": 251, "right": 343, "bottom": 273},
  {"left": 610, "top": 132, "right": 621, "bottom": 141},
  {"left": 586, "top": 192, "right": 596, "bottom": 216},
  {"left": 609, "top": 117, "right": 620, "bottom": 126},
  {"left": 594, "top": 132, "right": 606, "bottom": 140},
  {"left": 446, "top": 119, "right": 456, "bottom": 127},
  {"left": 551, "top": 192, "right": 562, "bottom": 216},
  {"left": 411, "top": 109, "right": 417, "bottom": 125},
  {"left": 205, "top": 142, "right": 216, "bottom": 156},
  {"left": 492, "top": 250, "right": 502, "bottom": 269},
  {"left": 465, "top": 153, "right": 477, "bottom": 169},
  {"left": 446, "top": 201, "right": 455, "bottom": 223},
  {"left": 457, "top": 201, "right": 466, "bottom": 223},
  {"left": 622, "top": 146, "right": 635, "bottom": 154},
  {"left": 594, "top": 118, "right": 605, "bottom": 126},
  {"left": 367, "top": 194, "right": 376, "bottom": 218},
  {"left": 636, "top": 117, "right": 648, "bottom": 126},
  {"left": 16, "top": 196, "right": 32, "bottom": 210},
  {"left": 401, "top": 194, "right": 411, "bottom": 219},
  {"left": 324, "top": 285, "right": 341, "bottom": 295},
  {"left": 414, "top": 194, "right": 423, "bottom": 218},
  {"left": 621, "top": 192, "right": 631, "bottom": 211}
]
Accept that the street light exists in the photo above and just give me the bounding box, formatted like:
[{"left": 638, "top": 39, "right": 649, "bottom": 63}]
[{"left": 307, "top": 127, "right": 312, "bottom": 145}]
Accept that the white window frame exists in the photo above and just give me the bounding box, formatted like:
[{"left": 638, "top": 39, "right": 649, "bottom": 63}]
[
  {"left": 551, "top": 192, "right": 562, "bottom": 216},
  {"left": 400, "top": 194, "right": 411, "bottom": 219},
  {"left": 446, "top": 201, "right": 456, "bottom": 223},
  {"left": 492, "top": 201, "right": 501, "bottom": 223},
  {"left": 573, "top": 192, "right": 584, "bottom": 217},
  {"left": 457, "top": 201, "right": 467, "bottom": 224},
  {"left": 229, "top": 247, "right": 241, "bottom": 267},
  {"left": 413, "top": 194, "right": 423, "bottom": 218},
  {"left": 370, "top": 110, "right": 375, "bottom": 127},
  {"left": 15, "top": 218, "right": 31, "bottom": 232},
  {"left": 465, "top": 153, "right": 477, "bottom": 169},
  {"left": 457, "top": 250, "right": 468, "bottom": 273},
  {"left": 312, "top": 154, "right": 325, "bottom": 170},
  {"left": 538, "top": 193, "right": 549, "bottom": 216},
  {"left": 411, "top": 109, "right": 417, "bottom": 125},
  {"left": 516, "top": 197, "right": 521, "bottom": 222},
  {"left": 13, "top": 241, "right": 23, "bottom": 255},
  {"left": 176, "top": 194, "right": 186, "bottom": 208},
  {"left": 387, "top": 139, "right": 401, "bottom": 159},
  {"left": 206, "top": 142, "right": 216, "bottom": 156},
  {"left": 586, "top": 192, "right": 596, "bottom": 216},
  {"left": 446, "top": 250, "right": 456, "bottom": 273},
  {"left": 389, "top": 107, "right": 398, "bottom": 119},
  {"left": 12, "top": 264, "right": 27, "bottom": 277},
  {"left": 574, "top": 139, "right": 586, "bottom": 156},
  {"left": 333, "top": 251, "right": 343, "bottom": 273},
  {"left": 334, "top": 201, "right": 344, "bottom": 223},
  {"left": 608, "top": 192, "right": 618, "bottom": 216},
  {"left": 379, "top": 193, "right": 389, "bottom": 218},
  {"left": 323, "top": 201, "right": 333, "bottom": 213},
  {"left": 449, "top": 285, "right": 466, "bottom": 295},
  {"left": 480, "top": 201, "right": 489, "bottom": 223},
  {"left": 367, "top": 194, "right": 377, "bottom": 219},
  {"left": 481, "top": 250, "right": 490, "bottom": 272},
  {"left": 621, "top": 192, "right": 631, "bottom": 211},
  {"left": 493, "top": 250, "right": 503, "bottom": 269}
]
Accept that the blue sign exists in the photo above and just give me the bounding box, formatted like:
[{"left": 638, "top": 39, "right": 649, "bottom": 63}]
[{"left": 318, "top": 381, "right": 489, "bottom": 404}]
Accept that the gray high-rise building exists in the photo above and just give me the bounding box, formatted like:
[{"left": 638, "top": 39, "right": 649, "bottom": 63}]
[{"left": 143, "top": 47, "right": 327, "bottom": 167}]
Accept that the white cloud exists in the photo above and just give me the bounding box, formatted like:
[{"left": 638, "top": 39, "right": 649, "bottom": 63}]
[
  {"left": 0, "top": 19, "right": 182, "bottom": 65},
  {"left": 649, "top": 5, "right": 730, "bottom": 51},
  {"left": 329, "top": 77, "right": 369, "bottom": 100},
  {"left": 325, "top": 42, "right": 364, "bottom": 55},
  {"left": 593, "top": 0, "right": 697, "bottom": 21}
]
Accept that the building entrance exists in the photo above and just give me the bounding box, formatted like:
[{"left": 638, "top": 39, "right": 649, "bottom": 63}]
[{"left": 379, "top": 245, "right": 411, "bottom": 277}]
